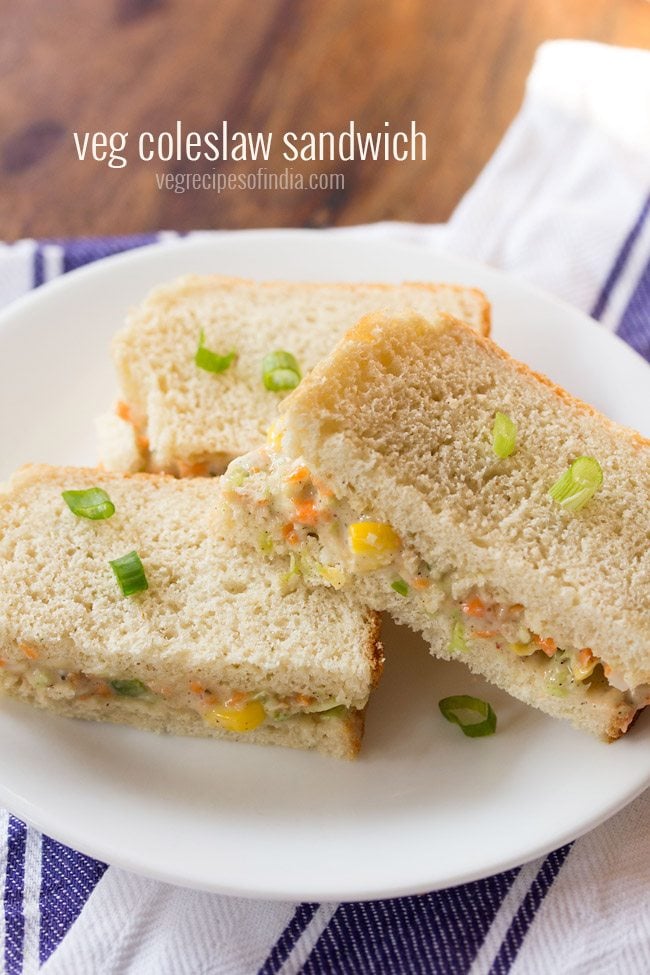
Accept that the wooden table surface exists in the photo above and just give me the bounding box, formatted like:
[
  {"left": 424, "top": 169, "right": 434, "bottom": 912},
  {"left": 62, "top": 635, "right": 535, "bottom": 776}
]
[{"left": 1, "top": 0, "right": 648, "bottom": 241}]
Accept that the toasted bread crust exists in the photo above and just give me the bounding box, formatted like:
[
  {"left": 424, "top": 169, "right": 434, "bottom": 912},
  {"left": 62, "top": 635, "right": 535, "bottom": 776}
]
[
  {"left": 435, "top": 314, "right": 650, "bottom": 453},
  {"left": 131, "top": 274, "right": 492, "bottom": 339},
  {"left": 363, "top": 611, "right": 385, "bottom": 689},
  {"left": 101, "top": 276, "right": 491, "bottom": 477}
]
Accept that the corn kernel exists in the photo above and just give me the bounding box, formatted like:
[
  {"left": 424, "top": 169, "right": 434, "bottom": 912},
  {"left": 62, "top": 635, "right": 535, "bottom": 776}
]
[
  {"left": 509, "top": 641, "right": 537, "bottom": 657},
  {"left": 348, "top": 522, "right": 400, "bottom": 569},
  {"left": 570, "top": 650, "right": 597, "bottom": 682},
  {"left": 204, "top": 700, "right": 266, "bottom": 733},
  {"left": 266, "top": 422, "right": 284, "bottom": 451}
]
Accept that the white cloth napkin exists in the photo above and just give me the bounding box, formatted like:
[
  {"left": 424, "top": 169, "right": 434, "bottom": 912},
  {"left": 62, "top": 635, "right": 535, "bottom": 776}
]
[{"left": 5, "top": 38, "right": 650, "bottom": 975}]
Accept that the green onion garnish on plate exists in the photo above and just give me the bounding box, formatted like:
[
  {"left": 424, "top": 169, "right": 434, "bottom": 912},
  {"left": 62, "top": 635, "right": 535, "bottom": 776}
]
[
  {"left": 110, "top": 550, "right": 149, "bottom": 597},
  {"left": 110, "top": 678, "right": 147, "bottom": 697},
  {"left": 548, "top": 456, "right": 603, "bottom": 512},
  {"left": 62, "top": 487, "right": 115, "bottom": 520},
  {"left": 491, "top": 412, "right": 517, "bottom": 458},
  {"left": 195, "top": 329, "right": 237, "bottom": 374},
  {"left": 262, "top": 350, "right": 301, "bottom": 391},
  {"left": 391, "top": 578, "right": 409, "bottom": 597},
  {"left": 438, "top": 695, "right": 497, "bottom": 737}
]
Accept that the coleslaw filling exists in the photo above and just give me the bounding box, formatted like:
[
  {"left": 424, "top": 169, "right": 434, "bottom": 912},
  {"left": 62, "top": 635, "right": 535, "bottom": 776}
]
[
  {"left": 224, "top": 445, "right": 649, "bottom": 710},
  {"left": 115, "top": 400, "right": 224, "bottom": 477},
  {"left": 0, "top": 657, "right": 351, "bottom": 728}
]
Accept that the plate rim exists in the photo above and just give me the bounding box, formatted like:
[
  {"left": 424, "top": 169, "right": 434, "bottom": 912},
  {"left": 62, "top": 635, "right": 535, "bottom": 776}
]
[
  {"left": 0, "top": 228, "right": 648, "bottom": 900},
  {"left": 0, "top": 743, "right": 647, "bottom": 901},
  {"left": 0, "top": 227, "right": 647, "bottom": 372}
]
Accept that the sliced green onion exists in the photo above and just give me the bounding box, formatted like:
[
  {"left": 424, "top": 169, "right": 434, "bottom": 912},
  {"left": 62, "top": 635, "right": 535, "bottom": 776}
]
[
  {"left": 491, "top": 412, "right": 517, "bottom": 458},
  {"left": 62, "top": 488, "right": 115, "bottom": 520},
  {"left": 438, "top": 695, "right": 497, "bottom": 737},
  {"left": 195, "top": 329, "right": 236, "bottom": 374},
  {"left": 110, "top": 678, "right": 147, "bottom": 697},
  {"left": 548, "top": 456, "right": 603, "bottom": 512},
  {"left": 227, "top": 466, "right": 249, "bottom": 488},
  {"left": 318, "top": 704, "right": 347, "bottom": 719},
  {"left": 279, "top": 553, "right": 301, "bottom": 595},
  {"left": 545, "top": 653, "right": 572, "bottom": 697},
  {"left": 449, "top": 620, "right": 469, "bottom": 654},
  {"left": 30, "top": 669, "right": 54, "bottom": 688},
  {"left": 258, "top": 532, "right": 274, "bottom": 555},
  {"left": 545, "top": 673, "right": 570, "bottom": 698},
  {"left": 391, "top": 578, "right": 409, "bottom": 597},
  {"left": 110, "top": 550, "right": 149, "bottom": 597},
  {"left": 262, "top": 350, "right": 301, "bottom": 391}
]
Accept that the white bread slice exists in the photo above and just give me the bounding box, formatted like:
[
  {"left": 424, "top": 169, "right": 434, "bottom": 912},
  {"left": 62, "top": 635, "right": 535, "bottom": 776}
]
[
  {"left": 95, "top": 411, "right": 143, "bottom": 474},
  {"left": 220, "top": 312, "right": 650, "bottom": 741},
  {"left": 0, "top": 465, "right": 382, "bottom": 759},
  {"left": 101, "top": 275, "right": 490, "bottom": 476}
]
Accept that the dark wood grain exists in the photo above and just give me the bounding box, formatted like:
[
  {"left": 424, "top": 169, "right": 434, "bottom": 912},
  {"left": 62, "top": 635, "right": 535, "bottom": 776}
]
[{"left": 0, "top": 0, "right": 648, "bottom": 240}]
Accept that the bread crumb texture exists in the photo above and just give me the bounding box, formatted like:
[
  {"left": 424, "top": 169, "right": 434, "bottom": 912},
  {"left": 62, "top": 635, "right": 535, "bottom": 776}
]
[{"left": 109, "top": 275, "right": 490, "bottom": 471}]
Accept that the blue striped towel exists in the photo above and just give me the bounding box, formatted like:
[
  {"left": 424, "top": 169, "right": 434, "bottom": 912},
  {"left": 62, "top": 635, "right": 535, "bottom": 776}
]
[{"left": 0, "top": 39, "right": 648, "bottom": 975}]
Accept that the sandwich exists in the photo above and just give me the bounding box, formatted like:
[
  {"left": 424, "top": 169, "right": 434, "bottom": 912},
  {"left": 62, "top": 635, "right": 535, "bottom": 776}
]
[
  {"left": 98, "top": 275, "right": 490, "bottom": 476},
  {"left": 220, "top": 311, "right": 650, "bottom": 741},
  {"left": 0, "top": 465, "right": 382, "bottom": 759}
]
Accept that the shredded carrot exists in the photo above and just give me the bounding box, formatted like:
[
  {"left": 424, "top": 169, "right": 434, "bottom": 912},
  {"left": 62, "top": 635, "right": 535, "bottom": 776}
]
[
  {"left": 535, "top": 635, "right": 557, "bottom": 657},
  {"left": 136, "top": 434, "right": 150, "bottom": 453},
  {"left": 225, "top": 690, "right": 249, "bottom": 708},
  {"left": 190, "top": 681, "right": 217, "bottom": 703},
  {"left": 77, "top": 684, "right": 110, "bottom": 701},
  {"left": 313, "top": 477, "right": 334, "bottom": 499},
  {"left": 293, "top": 693, "right": 316, "bottom": 707},
  {"left": 473, "top": 629, "right": 498, "bottom": 639},
  {"left": 282, "top": 523, "right": 299, "bottom": 546},
  {"left": 284, "top": 465, "right": 310, "bottom": 484},
  {"left": 412, "top": 577, "right": 431, "bottom": 590},
  {"left": 462, "top": 597, "right": 486, "bottom": 619},
  {"left": 0, "top": 660, "right": 5, "bottom": 668},
  {"left": 177, "top": 460, "right": 209, "bottom": 477},
  {"left": 19, "top": 644, "right": 39, "bottom": 661},
  {"left": 603, "top": 664, "right": 613, "bottom": 678},
  {"left": 116, "top": 400, "right": 132, "bottom": 423},
  {"left": 577, "top": 648, "right": 594, "bottom": 667},
  {"left": 293, "top": 500, "right": 319, "bottom": 526}
]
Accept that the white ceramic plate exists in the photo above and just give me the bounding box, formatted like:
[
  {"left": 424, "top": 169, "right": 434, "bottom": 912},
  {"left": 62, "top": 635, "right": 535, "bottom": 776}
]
[{"left": 0, "top": 230, "right": 648, "bottom": 901}]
